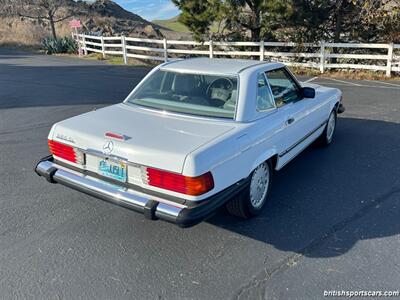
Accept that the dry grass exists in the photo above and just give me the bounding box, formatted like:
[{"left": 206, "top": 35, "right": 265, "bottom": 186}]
[
  {"left": 74, "top": 54, "right": 400, "bottom": 79},
  {"left": 0, "top": 17, "right": 46, "bottom": 46},
  {"left": 0, "top": 17, "right": 73, "bottom": 47},
  {"left": 291, "top": 67, "right": 400, "bottom": 81},
  {"left": 70, "top": 53, "right": 157, "bottom": 67}
]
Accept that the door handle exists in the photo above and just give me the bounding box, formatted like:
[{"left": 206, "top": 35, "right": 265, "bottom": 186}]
[{"left": 286, "top": 118, "right": 295, "bottom": 125}]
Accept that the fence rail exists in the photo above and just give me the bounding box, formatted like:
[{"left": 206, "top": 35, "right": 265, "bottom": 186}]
[{"left": 74, "top": 33, "right": 400, "bottom": 77}]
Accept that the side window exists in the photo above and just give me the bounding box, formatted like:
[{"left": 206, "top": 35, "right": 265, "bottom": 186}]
[
  {"left": 257, "top": 73, "right": 275, "bottom": 111},
  {"left": 266, "top": 68, "right": 302, "bottom": 108}
]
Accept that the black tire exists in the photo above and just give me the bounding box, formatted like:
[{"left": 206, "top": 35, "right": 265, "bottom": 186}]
[
  {"left": 316, "top": 110, "right": 337, "bottom": 147},
  {"left": 226, "top": 160, "right": 272, "bottom": 219}
]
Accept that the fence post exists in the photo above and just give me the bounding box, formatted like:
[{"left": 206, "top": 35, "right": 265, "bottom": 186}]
[
  {"left": 101, "top": 36, "right": 106, "bottom": 59},
  {"left": 209, "top": 40, "right": 214, "bottom": 58},
  {"left": 73, "top": 32, "right": 82, "bottom": 57},
  {"left": 386, "top": 43, "right": 394, "bottom": 77},
  {"left": 163, "top": 38, "right": 168, "bottom": 62},
  {"left": 82, "top": 34, "right": 88, "bottom": 56},
  {"left": 259, "top": 40, "right": 264, "bottom": 61},
  {"left": 319, "top": 41, "right": 325, "bottom": 73},
  {"left": 121, "top": 35, "right": 127, "bottom": 65}
]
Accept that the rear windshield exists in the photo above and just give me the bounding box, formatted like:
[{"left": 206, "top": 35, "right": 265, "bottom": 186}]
[{"left": 126, "top": 70, "right": 238, "bottom": 119}]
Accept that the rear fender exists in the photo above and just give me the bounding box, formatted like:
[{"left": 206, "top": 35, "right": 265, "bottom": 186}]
[
  {"left": 250, "top": 149, "right": 278, "bottom": 174},
  {"left": 48, "top": 123, "right": 58, "bottom": 140},
  {"left": 328, "top": 91, "right": 342, "bottom": 115}
]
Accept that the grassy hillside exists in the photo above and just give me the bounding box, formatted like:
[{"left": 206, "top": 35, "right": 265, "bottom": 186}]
[
  {"left": 0, "top": 0, "right": 166, "bottom": 47},
  {"left": 154, "top": 15, "right": 222, "bottom": 36},
  {"left": 153, "top": 16, "right": 189, "bottom": 33}
]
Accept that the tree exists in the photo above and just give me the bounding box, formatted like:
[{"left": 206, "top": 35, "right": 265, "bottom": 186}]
[
  {"left": 227, "top": 0, "right": 292, "bottom": 41},
  {"left": 171, "top": 0, "right": 219, "bottom": 41},
  {"left": 173, "top": 0, "right": 399, "bottom": 43},
  {"left": 352, "top": 0, "right": 400, "bottom": 42},
  {"left": 15, "top": 0, "right": 75, "bottom": 39},
  {"left": 172, "top": 0, "right": 292, "bottom": 41},
  {"left": 289, "top": 0, "right": 400, "bottom": 43}
]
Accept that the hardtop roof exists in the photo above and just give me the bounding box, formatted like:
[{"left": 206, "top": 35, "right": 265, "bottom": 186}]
[{"left": 160, "top": 58, "right": 281, "bottom": 75}]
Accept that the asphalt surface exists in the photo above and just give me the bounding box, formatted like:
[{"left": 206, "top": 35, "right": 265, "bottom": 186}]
[{"left": 0, "top": 49, "right": 399, "bottom": 300}]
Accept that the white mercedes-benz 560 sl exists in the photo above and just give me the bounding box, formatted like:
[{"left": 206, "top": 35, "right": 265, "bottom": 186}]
[{"left": 35, "top": 58, "right": 345, "bottom": 227}]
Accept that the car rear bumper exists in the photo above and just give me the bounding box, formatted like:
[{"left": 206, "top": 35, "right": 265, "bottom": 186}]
[
  {"left": 35, "top": 156, "right": 248, "bottom": 227},
  {"left": 337, "top": 103, "right": 345, "bottom": 114}
]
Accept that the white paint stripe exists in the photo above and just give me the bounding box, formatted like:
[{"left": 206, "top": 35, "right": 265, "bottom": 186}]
[
  {"left": 312, "top": 81, "right": 400, "bottom": 90},
  {"left": 320, "top": 77, "right": 362, "bottom": 86},
  {"left": 304, "top": 76, "right": 318, "bottom": 83},
  {"left": 362, "top": 79, "right": 400, "bottom": 87}
]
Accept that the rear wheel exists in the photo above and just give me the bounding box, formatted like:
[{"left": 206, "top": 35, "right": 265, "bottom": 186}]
[
  {"left": 317, "top": 110, "right": 336, "bottom": 146},
  {"left": 226, "top": 161, "right": 272, "bottom": 219}
]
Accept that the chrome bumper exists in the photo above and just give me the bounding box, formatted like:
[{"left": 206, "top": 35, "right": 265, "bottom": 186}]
[
  {"left": 337, "top": 103, "right": 345, "bottom": 114},
  {"left": 35, "top": 158, "right": 184, "bottom": 224},
  {"left": 35, "top": 156, "right": 249, "bottom": 227}
]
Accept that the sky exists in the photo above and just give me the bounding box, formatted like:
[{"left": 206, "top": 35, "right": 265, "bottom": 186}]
[{"left": 114, "top": 0, "right": 181, "bottom": 21}]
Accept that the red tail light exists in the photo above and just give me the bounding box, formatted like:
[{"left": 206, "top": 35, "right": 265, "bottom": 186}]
[
  {"left": 48, "top": 140, "right": 84, "bottom": 165},
  {"left": 145, "top": 167, "right": 214, "bottom": 196},
  {"left": 105, "top": 132, "right": 125, "bottom": 140}
]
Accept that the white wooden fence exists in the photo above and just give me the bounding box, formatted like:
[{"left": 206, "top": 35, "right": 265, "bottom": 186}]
[{"left": 74, "top": 33, "right": 400, "bottom": 77}]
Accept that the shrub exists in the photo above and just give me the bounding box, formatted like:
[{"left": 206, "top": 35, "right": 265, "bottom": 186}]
[{"left": 42, "top": 36, "right": 78, "bottom": 54}]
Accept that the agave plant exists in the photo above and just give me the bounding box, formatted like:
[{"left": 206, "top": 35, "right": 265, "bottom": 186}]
[{"left": 42, "top": 37, "right": 78, "bottom": 54}]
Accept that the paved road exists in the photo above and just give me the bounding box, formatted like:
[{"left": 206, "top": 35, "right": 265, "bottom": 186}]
[{"left": 0, "top": 49, "right": 399, "bottom": 299}]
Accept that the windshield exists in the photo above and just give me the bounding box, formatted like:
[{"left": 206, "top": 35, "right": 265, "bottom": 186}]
[{"left": 126, "top": 70, "right": 238, "bottom": 119}]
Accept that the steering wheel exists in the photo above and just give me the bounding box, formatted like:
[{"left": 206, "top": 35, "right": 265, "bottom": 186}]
[{"left": 206, "top": 77, "right": 234, "bottom": 107}]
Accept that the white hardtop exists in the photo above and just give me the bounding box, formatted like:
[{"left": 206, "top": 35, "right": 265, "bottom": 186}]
[
  {"left": 160, "top": 58, "right": 283, "bottom": 75},
  {"left": 124, "top": 58, "right": 288, "bottom": 122}
]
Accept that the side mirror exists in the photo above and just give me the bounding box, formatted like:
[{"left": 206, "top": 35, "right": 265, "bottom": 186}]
[{"left": 302, "top": 87, "right": 315, "bottom": 98}]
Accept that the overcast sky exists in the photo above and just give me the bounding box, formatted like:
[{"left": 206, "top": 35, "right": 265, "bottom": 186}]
[{"left": 114, "top": 0, "right": 180, "bottom": 21}]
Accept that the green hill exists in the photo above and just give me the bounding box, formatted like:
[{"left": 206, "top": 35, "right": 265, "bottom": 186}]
[{"left": 153, "top": 15, "right": 189, "bottom": 33}]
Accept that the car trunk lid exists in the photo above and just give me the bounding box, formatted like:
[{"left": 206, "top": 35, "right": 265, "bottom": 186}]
[{"left": 50, "top": 103, "right": 235, "bottom": 173}]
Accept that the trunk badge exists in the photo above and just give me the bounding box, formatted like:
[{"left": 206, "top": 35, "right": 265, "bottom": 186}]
[{"left": 103, "top": 140, "right": 114, "bottom": 155}]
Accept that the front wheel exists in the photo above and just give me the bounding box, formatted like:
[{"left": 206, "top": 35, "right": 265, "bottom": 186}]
[
  {"left": 226, "top": 161, "right": 272, "bottom": 219},
  {"left": 316, "top": 110, "right": 336, "bottom": 146}
]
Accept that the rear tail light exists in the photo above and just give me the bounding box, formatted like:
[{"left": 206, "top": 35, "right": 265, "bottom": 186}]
[
  {"left": 105, "top": 132, "right": 125, "bottom": 140},
  {"left": 48, "top": 140, "right": 85, "bottom": 165},
  {"left": 143, "top": 167, "right": 214, "bottom": 196}
]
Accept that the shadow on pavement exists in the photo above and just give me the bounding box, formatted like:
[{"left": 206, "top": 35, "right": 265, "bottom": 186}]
[
  {"left": 0, "top": 62, "right": 151, "bottom": 109},
  {"left": 208, "top": 117, "right": 400, "bottom": 258}
]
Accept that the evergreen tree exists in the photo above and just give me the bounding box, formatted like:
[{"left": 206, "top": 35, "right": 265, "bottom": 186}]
[
  {"left": 172, "top": 0, "right": 400, "bottom": 43},
  {"left": 172, "top": 0, "right": 292, "bottom": 41}
]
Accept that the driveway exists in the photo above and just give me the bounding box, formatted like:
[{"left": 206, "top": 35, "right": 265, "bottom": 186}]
[{"left": 0, "top": 49, "right": 399, "bottom": 299}]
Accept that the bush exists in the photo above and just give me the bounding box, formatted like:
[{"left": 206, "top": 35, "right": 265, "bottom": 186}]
[{"left": 42, "top": 36, "right": 78, "bottom": 54}]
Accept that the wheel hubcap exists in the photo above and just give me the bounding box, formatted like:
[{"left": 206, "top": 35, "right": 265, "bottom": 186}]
[
  {"left": 327, "top": 113, "right": 336, "bottom": 141},
  {"left": 250, "top": 163, "right": 270, "bottom": 209}
]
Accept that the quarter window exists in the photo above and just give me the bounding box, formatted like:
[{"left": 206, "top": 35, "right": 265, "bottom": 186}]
[
  {"left": 266, "top": 68, "right": 302, "bottom": 107},
  {"left": 257, "top": 73, "right": 275, "bottom": 111}
]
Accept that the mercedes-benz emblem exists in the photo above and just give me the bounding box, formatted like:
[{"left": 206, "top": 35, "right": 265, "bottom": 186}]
[{"left": 103, "top": 140, "right": 114, "bottom": 155}]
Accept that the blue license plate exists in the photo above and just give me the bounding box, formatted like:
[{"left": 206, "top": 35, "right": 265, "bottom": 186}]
[{"left": 98, "top": 159, "right": 127, "bottom": 182}]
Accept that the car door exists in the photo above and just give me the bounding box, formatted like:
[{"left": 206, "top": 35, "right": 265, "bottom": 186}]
[{"left": 265, "top": 67, "right": 321, "bottom": 168}]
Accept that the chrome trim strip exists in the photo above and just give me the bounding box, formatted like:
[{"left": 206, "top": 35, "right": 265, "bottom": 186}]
[
  {"left": 36, "top": 160, "right": 54, "bottom": 175},
  {"left": 85, "top": 149, "right": 130, "bottom": 164},
  {"left": 155, "top": 203, "right": 182, "bottom": 218},
  {"left": 279, "top": 122, "right": 327, "bottom": 158},
  {"left": 125, "top": 103, "right": 238, "bottom": 122}
]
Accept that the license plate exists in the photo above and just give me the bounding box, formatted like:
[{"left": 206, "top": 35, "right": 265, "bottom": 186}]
[{"left": 98, "top": 159, "right": 127, "bottom": 182}]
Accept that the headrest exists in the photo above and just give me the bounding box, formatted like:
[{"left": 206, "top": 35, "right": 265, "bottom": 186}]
[{"left": 172, "top": 74, "right": 196, "bottom": 94}]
